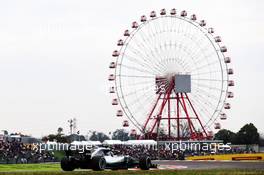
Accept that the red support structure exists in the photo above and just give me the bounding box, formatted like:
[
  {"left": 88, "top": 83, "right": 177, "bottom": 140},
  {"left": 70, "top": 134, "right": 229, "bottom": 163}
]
[
  {"left": 176, "top": 93, "right": 180, "bottom": 140},
  {"left": 168, "top": 96, "right": 171, "bottom": 138},
  {"left": 142, "top": 76, "right": 208, "bottom": 140},
  {"left": 184, "top": 93, "right": 208, "bottom": 139},
  {"left": 180, "top": 92, "right": 195, "bottom": 139},
  {"left": 142, "top": 93, "right": 162, "bottom": 133}
]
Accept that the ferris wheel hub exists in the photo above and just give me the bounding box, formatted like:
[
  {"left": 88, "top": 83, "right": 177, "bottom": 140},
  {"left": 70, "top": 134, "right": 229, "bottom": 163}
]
[{"left": 156, "top": 74, "right": 191, "bottom": 94}]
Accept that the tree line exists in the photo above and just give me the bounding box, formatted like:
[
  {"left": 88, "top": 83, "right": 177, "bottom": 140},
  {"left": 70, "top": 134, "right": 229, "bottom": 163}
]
[
  {"left": 214, "top": 123, "right": 262, "bottom": 145},
  {"left": 42, "top": 123, "right": 263, "bottom": 145}
]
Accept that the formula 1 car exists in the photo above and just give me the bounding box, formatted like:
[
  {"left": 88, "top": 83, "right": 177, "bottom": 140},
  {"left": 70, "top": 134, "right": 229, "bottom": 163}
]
[{"left": 61, "top": 147, "right": 156, "bottom": 171}]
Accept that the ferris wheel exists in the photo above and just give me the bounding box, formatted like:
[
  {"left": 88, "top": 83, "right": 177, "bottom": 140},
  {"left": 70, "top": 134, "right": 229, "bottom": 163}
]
[{"left": 108, "top": 8, "right": 234, "bottom": 140}]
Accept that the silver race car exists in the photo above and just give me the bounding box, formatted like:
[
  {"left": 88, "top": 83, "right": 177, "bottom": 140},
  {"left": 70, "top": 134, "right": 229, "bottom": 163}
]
[{"left": 61, "top": 147, "right": 155, "bottom": 171}]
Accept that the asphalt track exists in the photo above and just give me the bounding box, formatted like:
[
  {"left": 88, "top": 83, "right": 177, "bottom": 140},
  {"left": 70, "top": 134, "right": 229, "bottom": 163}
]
[{"left": 153, "top": 160, "right": 264, "bottom": 170}]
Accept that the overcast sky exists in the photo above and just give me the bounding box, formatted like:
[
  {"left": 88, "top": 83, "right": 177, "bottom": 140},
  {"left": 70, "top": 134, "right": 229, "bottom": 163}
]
[{"left": 0, "top": 0, "right": 263, "bottom": 137}]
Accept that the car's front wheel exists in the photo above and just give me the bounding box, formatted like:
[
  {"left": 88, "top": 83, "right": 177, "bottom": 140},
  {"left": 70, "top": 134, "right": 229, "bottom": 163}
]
[
  {"left": 139, "top": 157, "right": 151, "bottom": 170},
  {"left": 92, "top": 156, "right": 106, "bottom": 171}
]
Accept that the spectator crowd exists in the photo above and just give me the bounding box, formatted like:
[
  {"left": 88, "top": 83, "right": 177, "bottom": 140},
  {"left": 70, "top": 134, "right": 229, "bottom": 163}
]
[{"left": 0, "top": 139, "right": 56, "bottom": 164}]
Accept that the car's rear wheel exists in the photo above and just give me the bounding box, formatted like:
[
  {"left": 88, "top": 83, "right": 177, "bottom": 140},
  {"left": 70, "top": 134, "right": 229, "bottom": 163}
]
[
  {"left": 92, "top": 156, "right": 106, "bottom": 171},
  {"left": 61, "top": 157, "right": 75, "bottom": 171},
  {"left": 139, "top": 157, "right": 151, "bottom": 170}
]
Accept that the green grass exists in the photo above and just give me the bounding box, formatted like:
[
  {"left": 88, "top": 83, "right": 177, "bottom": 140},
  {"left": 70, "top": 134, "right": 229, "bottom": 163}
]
[
  {"left": 0, "top": 164, "right": 263, "bottom": 175},
  {"left": 0, "top": 163, "right": 59, "bottom": 172}
]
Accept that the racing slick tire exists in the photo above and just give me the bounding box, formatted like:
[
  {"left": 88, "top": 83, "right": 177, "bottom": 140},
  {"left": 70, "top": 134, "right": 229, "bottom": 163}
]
[
  {"left": 61, "top": 157, "right": 75, "bottom": 171},
  {"left": 139, "top": 156, "right": 151, "bottom": 170},
  {"left": 92, "top": 156, "right": 106, "bottom": 171}
]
